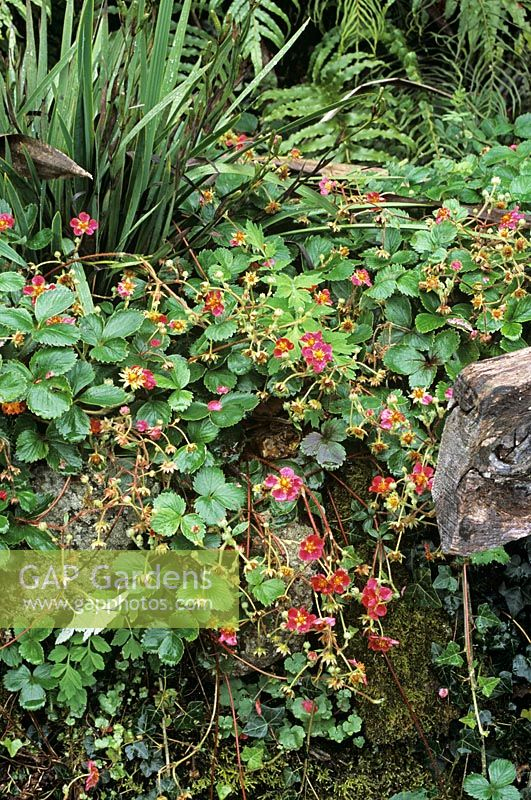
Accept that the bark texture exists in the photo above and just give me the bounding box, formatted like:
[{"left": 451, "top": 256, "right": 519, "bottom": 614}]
[{"left": 433, "top": 347, "right": 531, "bottom": 554}]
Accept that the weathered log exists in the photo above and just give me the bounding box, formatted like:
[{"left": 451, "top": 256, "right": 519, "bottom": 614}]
[
  {"left": 0, "top": 134, "right": 92, "bottom": 180},
  {"left": 432, "top": 347, "right": 531, "bottom": 554}
]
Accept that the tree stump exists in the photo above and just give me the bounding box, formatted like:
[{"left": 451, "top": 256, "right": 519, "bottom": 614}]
[{"left": 432, "top": 347, "right": 531, "bottom": 554}]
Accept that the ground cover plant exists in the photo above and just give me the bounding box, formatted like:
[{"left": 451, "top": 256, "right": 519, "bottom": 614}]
[{"left": 0, "top": 2, "right": 530, "bottom": 799}]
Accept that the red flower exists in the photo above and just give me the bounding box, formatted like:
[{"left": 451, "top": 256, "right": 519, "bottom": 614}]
[
  {"left": 301, "top": 336, "right": 333, "bottom": 373},
  {"left": 85, "top": 760, "right": 100, "bottom": 792},
  {"left": 367, "top": 633, "right": 399, "bottom": 652},
  {"left": 70, "top": 212, "right": 99, "bottom": 236},
  {"left": 0, "top": 490, "right": 7, "bottom": 501},
  {"left": 368, "top": 475, "right": 396, "bottom": 495},
  {"left": 23, "top": 275, "right": 56, "bottom": 302},
  {"left": 0, "top": 213, "right": 15, "bottom": 232},
  {"left": 207, "top": 399, "right": 222, "bottom": 412},
  {"left": 313, "top": 288, "right": 332, "bottom": 306},
  {"left": 310, "top": 573, "right": 332, "bottom": 594},
  {"left": 286, "top": 607, "right": 317, "bottom": 633},
  {"left": 409, "top": 462, "right": 435, "bottom": 495},
  {"left": 329, "top": 568, "right": 350, "bottom": 594},
  {"left": 365, "top": 191, "right": 383, "bottom": 204},
  {"left": 299, "top": 534, "right": 325, "bottom": 562},
  {"left": 203, "top": 290, "right": 225, "bottom": 317},
  {"left": 301, "top": 699, "right": 318, "bottom": 714},
  {"left": 89, "top": 418, "right": 102, "bottom": 435},
  {"left": 361, "top": 578, "right": 393, "bottom": 620},
  {"left": 273, "top": 337, "right": 294, "bottom": 357}
]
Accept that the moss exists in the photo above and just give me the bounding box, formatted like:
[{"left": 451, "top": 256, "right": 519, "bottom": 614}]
[
  {"left": 352, "top": 601, "right": 457, "bottom": 745},
  {"left": 326, "top": 454, "right": 373, "bottom": 535}
]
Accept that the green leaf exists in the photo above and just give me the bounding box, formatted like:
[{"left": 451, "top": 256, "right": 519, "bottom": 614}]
[
  {"left": 193, "top": 467, "right": 227, "bottom": 497},
  {"left": 434, "top": 641, "right": 464, "bottom": 667},
  {"left": 432, "top": 330, "right": 460, "bottom": 362},
  {"left": 0, "top": 240, "right": 28, "bottom": 267},
  {"left": 501, "top": 322, "right": 522, "bottom": 341},
  {"left": 27, "top": 377, "right": 72, "bottom": 419},
  {"left": 277, "top": 724, "right": 305, "bottom": 750},
  {"left": 385, "top": 296, "right": 412, "bottom": 328},
  {"left": 77, "top": 385, "right": 129, "bottom": 407},
  {"left": 29, "top": 348, "right": 77, "bottom": 378},
  {"left": 0, "top": 738, "right": 25, "bottom": 757},
  {"left": 55, "top": 406, "right": 91, "bottom": 443},
  {"left": 0, "top": 306, "right": 34, "bottom": 332},
  {"left": 0, "top": 272, "right": 25, "bottom": 292},
  {"left": 18, "top": 638, "right": 45, "bottom": 665},
  {"left": 463, "top": 774, "right": 491, "bottom": 800},
  {"left": 16, "top": 429, "right": 49, "bottom": 462},
  {"left": 151, "top": 491, "right": 186, "bottom": 536},
  {"left": 180, "top": 514, "right": 206, "bottom": 545},
  {"left": 470, "top": 547, "right": 510, "bottom": 566},
  {"left": 158, "top": 632, "right": 185, "bottom": 665},
  {"left": 174, "top": 443, "right": 207, "bottom": 473},
  {"left": 251, "top": 578, "right": 285, "bottom": 606},
  {"left": 514, "top": 112, "right": 531, "bottom": 138},
  {"left": 101, "top": 309, "right": 145, "bottom": 340},
  {"left": 415, "top": 313, "right": 446, "bottom": 333},
  {"left": 475, "top": 604, "right": 502, "bottom": 633},
  {"left": 488, "top": 759, "right": 517, "bottom": 788},
  {"left": 27, "top": 229, "right": 53, "bottom": 250},
  {"left": 209, "top": 393, "right": 259, "bottom": 428},
  {"left": 34, "top": 287, "right": 75, "bottom": 323},
  {"left": 90, "top": 339, "right": 128, "bottom": 363},
  {"left": 205, "top": 320, "right": 237, "bottom": 342},
  {"left": 383, "top": 345, "right": 424, "bottom": 375},
  {"left": 167, "top": 389, "right": 193, "bottom": 412},
  {"left": 155, "top": 356, "right": 190, "bottom": 390},
  {"left": 478, "top": 676, "right": 500, "bottom": 698},
  {"left": 33, "top": 323, "right": 80, "bottom": 346},
  {"left": 0, "top": 362, "right": 30, "bottom": 401}
]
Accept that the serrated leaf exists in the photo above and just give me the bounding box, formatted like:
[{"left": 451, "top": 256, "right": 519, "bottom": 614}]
[
  {"left": 27, "top": 377, "right": 72, "bottom": 419},
  {"left": 54, "top": 406, "right": 91, "bottom": 443},
  {"left": 174, "top": 443, "right": 207, "bottom": 473},
  {"left": 78, "top": 385, "right": 129, "bottom": 407},
  {"left": 16, "top": 429, "right": 49, "bottom": 462},
  {"left": 383, "top": 345, "right": 424, "bottom": 375},
  {"left": 151, "top": 491, "right": 186, "bottom": 536},
  {"left": 0, "top": 272, "right": 25, "bottom": 292},
  {"left": 29, "top": 348, "right": 77, "bottom": 378},
  {"left": 34, "top": 287, "right": 75, "bottom": 323},
  {"left": 209, "top": 393, "right": 259, "bottom": 428},
  {"left": 101, "top": 309, "right": 144, "bottom": 340},
  {"left": 168, "top": 389, "right": 193, "bottom": 412},
  {"left": 415, "top": 313, "right": 446, "bottom": 333},
  {"left": 158, "top": 632, "right": 184, "bottom": 665},
  {"left": 205, "top": 320, "right": 237, "bottom": 341},
  {"left": 90, "top": 339, "right": 128, "bottom": 363},
  {"left": 0, "top": 362, "right": 30, "bottom": 401},
  {"left": 251, "top": 578, "right": 285, "bottom": 606},
  {"left": 0, "top": 306, "right": 34, "bottom": 332},
  {"left": 33, "top": 323, "right": 80, "bottom": 346},
  {"left": 155, "top": 356, "right": 190, "bottom": 390},
  {"left": 180, "top": 514, "right": 206, "bottom": 545}
]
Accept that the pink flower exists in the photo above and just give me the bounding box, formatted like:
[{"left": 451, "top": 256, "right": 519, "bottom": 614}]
[
  {"left": 229, "top": 231, "right": 246, "bottom": 247},
  {"left": 203, "top": 290, "right": 225, "bottom": 317},
  {"left": 420, "top": 393, "right": 433, "bottom": 405},
  {"left": 409, "top": 462, "right": 435, "bottom": 494},
  {"left": 148, "top": 426, "right": 162, "bottom": 440},
  {"left": 116, "top": 275, "right": 136, "bottom": 298},
  {"left": 302, "top": 699, "right": 318, "bottom": 714},
  {"left": 286, "top": 607, "right": 317, "bottom": 633},
  {"left": 0, "top": 213, "right": 15, "bottom": 232},
  {"left": 379, "top": 408, "right": 405, "bottom": 430},
  {"left": 150, "top": 338, "right": 161, "bottom": 348},
  {"left": 299, "top": 534, "right": 325, "bottom": 562},
  {"left": 23, "top": 275, "right": 56, "bottom": 302},
  {"left": 438, "top": 687, "right": 449, "bottom": 699},
  {"left": 136, "top": 419, "right": 149, "bottom": 432},
  {"left": 313, "top": 288, "right": 332, "bottom": 306},
  {"left": 70, "top": 211, "right": 99, "bottom": 236},
  {"left": 313, "top": 616, "right": 336, "bottom": 630},
  {"left": 450, "top": 260, "right": 462, "bottom": 271},
  {"left": 301, "top": 333, "right": 333, "bottom": 373},
  {"left": 273, "top": 337, "right": 294, "bottom": 358},
  {"left": 216, "top": 385, "right": 230, "bottom": 395},
  {"left": 509, "top": 144, "right": 518, "bottom": 151},
  {"left": 85, "top": 760, "right": 100, "bottom": 792},
  {"left": 351, "top": 269, "right": 372, "bottom": 287},
  {"left": 262, "top": 258, "right": 276, "bottom": 268},
  {"left": 444, "top": 387, "right": 454, "bottom": 400},
  {"left": 435, "top": 207, "right": 450, "bottom": 224},
  {"left": 318, "top": 177, "right": 337, "bottom": 196},
  {"left": 208, "top": 399, "right": 223, "bottom": 412},
  {"left": 264, "top": 467, "right": 303, "bottom": 502},
  {"left": 499, "top": 206, "right": 525, "bottom": 231},
  {"left": 119, "top": 406, "right": 130, "bottom": 415},
  {"left": 367, "top": 634, "right": 399, "bottom": 652},
  {"left": 219, "top": 627, "right": 238, "bottom": 646},
  {"left": 361, "top": 578, "right": 394, "bottom": 620}
]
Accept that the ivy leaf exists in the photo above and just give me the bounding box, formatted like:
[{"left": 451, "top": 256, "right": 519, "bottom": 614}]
[
  {"left": 34, "top": 287, "right": 75, "bottom": 323},
  {"left": 433, "top": 641, "right": 464, "bottom": 667},
  {"left": 27, "top": 376, "right": 72, "bottom": 419},
  {"left": 16, "top": 429, "right": 49, "bottom": 462},
  {"left": 242, "top": 712, "right": 269, "bottom": 739},
  {"left": 151, "top": 491, "right": 186, "bottom": 536}
]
